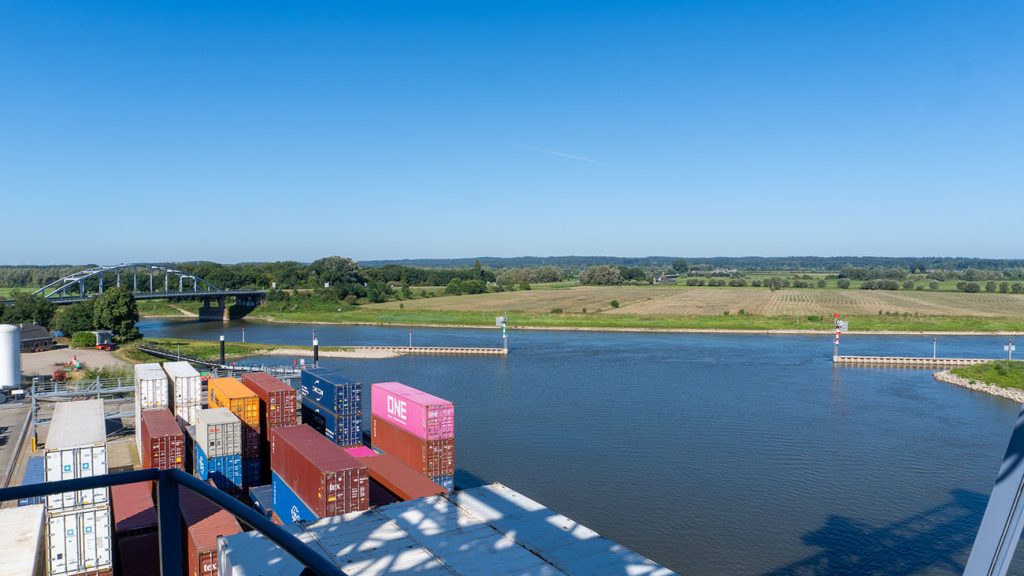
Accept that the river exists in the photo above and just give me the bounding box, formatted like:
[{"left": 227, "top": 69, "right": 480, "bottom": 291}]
[{"left": 139, "top": 318, "right": 1024, "bottom": 575}]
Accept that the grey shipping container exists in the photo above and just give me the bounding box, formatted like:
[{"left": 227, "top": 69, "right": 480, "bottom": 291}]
[{"left": 194, "top": 408, "right": 242, "bottom": 457}]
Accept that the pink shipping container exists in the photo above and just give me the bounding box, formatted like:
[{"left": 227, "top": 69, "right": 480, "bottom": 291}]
[{"left": 370, "top": 382, "right": 454, "bottom": 440}]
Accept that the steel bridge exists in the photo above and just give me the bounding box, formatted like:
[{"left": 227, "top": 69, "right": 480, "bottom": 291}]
[{"left": 5, "top": 263, "right": 265, "bottom": 305}]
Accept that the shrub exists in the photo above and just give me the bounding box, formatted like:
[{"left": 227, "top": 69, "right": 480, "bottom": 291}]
[
  {"left": 837, "top": 278, "right": 851, "bottom": 289},
  {"left": 71, "top": 331, "right": 96, "bottom": 348},
  {"left": 929, "top": 281, "right": 940, "bottom": 290},
  {"left": 610, "top": 300, "right": 620, "bottom": 308},
  {"left": 550, "top": 308, "right": 563, "bottom": 313},
  {"left": 728, "top": 278, "right": 747, "bottom": 287},
  {"left": 817, "top": 279, "right": 827, "bottom": 288},
  {"left": 964, "top": 282, "right": 981, "bottom": 293}
]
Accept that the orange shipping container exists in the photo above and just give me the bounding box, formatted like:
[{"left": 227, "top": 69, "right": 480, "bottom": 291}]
[{"left": 208, "top": 377, "right": 261, "bottom": 458}]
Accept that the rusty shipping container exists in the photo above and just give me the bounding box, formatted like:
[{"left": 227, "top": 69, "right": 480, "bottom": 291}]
[
  {"left": 110, "top": 482, "right": 156, "bottom": 537},
  {"left": 208, "top": 377, "right": 261, "bottom": 458},
  {"left": 371, "top": 415, "right": 454, "bottom": 478},
  {"left": 270, "top": 425, "right": 369, "bottom": 517},
  {"left": 139, "top": 408, "right": 184, "bottom": 470},
  {"left": 351, "top": 451, "right": 447, "bottom": 501},
  {"left": 179, "top": 486, "right": 242, "bottom": 576},
  {"left": 240, "top": 373, "right": 298, "bottom": 441}
]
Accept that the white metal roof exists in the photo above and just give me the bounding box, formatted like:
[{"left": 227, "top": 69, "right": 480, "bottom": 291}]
[
  {"left": 46, "top": 399, "right": 106, "bottom": 449},
  {"left": 0, "top": 504, "right": 45, "bottom": 576},
  {"left": 218, "top": 483, "right": 676, "bottom": 576},
  {"left": 162, "top": 361, "right": 200, "bottom": 379}
]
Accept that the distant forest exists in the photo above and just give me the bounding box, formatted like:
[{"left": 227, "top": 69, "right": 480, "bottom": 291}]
[{"left": 361, "top": 256, "right": 1024, "bottom": 272}]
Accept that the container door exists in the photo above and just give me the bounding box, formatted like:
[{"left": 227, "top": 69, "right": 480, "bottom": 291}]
[
  {"left": 64, "top": 513, "right": 81, "bottom": 574},
  {"left": 89, "top": 446, "right": 109, "bottom": 505},
  {"left": 80, "top": 508, "right": 97, "bottom": 569},
  {"left": 61, "top": 449, "right": 77, "bottom": 508},
  {"left": 48, "top": 514, "right": 67, "bottom": 575},
  {"left": 95, "top": 505, "right": 112, "bottom": 567}
]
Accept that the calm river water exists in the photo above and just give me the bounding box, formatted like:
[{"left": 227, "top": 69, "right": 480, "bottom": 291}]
[{"left": 140, "top": 319, "right": 1024, "bottom": 575}]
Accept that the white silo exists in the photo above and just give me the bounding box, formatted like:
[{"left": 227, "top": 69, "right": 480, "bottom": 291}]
[{"left": 0, "top": 324, "right": 21, "bottom": 392}]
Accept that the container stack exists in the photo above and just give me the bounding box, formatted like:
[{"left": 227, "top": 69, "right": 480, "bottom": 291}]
[
  {"left": 133, "top": 364, "right": 169, "bottom": 457},
  {"left": 44, "top": 399, "right": 113, "bottom": 576},
  {"left": 240, "top": 372, "right": 297, "bottom": 484},
  {"left": 194, "top": 408, "right": 243, "bottom": 495},
  {"left": 208, "top": 377, "right": 262, "bottom": 489},
  {"left": 270, "top": 425, "right": 369, "bottom": 524},
  {"left": 343, "top": 446, "right": 445, "bottom": 505},
  {"left": 163, "top": 361, "right": 203, "bottom": 427},
  {"left": 110, "top": 482, "right": 158, "bottom": 576},
  {"left": 370, "top": 381, "right": 455, "bottom": 491},
  {"left": 179, "top": 485, "right": 242, "bottom": 576},
  {"left": 298, "top": 368, "right": 362, "bottom": 447},
  {"left": 139, "top": 407, "right": 185, "bottom": 470}
]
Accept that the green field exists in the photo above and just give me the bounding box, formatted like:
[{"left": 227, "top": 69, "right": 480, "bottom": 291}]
[
  {"left": 0, "top": 286, "right": 40, "bottom": 297},
  {"left": 952, "top": 361, "right": 1024, "bottom": 390}
]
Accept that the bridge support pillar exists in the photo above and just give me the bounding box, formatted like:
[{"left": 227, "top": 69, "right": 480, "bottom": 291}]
[{"left": 199, "top": 296, "right": 230, "bottom": 321}]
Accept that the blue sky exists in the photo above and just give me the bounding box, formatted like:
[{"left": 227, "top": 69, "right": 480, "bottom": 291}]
[{"left": 1, "top": 1, "right": 1021, "bottom": 264}]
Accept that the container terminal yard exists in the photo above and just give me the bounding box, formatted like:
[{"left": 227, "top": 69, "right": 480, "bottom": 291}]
[{"left": 0, "top": 324, "right": 674, "bottom": 576}]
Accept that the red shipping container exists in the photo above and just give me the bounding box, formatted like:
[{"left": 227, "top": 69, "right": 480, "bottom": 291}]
[
  {"left": 140, "top": 408, "right": 185, "bottom": 470},
  {"left": 354, "top": 452, "right": 447, "bottom": 501},
  {"left": 118, "top": 532, "right": 159, "bottom": 576},
  {"left": 180, "top": 486, "right": 242, "bottom": 576},
  {"left": 271, "top": 425, "right": 369, "bottom": 517},
  {"left": 241, "top": 372, "right": 298, "bottom": 441},
  {"left": 371, "top": 416, "right": 454, "bottom": 478},
  {"left": 111, "top": 481, "right": 157, "bottom": 536}
]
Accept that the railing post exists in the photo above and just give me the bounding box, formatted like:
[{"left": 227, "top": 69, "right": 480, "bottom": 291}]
[{"left": 156, "top": 471, "right": 184, "bottom": 576}]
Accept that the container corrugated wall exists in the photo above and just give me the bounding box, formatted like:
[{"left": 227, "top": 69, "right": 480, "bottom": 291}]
[
  {"left": 298, "top": 369, "right": 363, "bottom": 447},
  {"left": 270, "top": 425, "right": 368, "bottom": 518},
  {"left": 209, "top": 378, "right": 261, "bottom": 459},
  {"left": 139, "top": 408, "right": 184, "bottom": 470},
  {"left": 163, "top": 361, "right": 203, "bottom": 427},
  {"left": 369, "top": 382, "right": 455, "bottom": 492},
  {"left": 180, "top": 486, "right": 242, "bottom": 576}
]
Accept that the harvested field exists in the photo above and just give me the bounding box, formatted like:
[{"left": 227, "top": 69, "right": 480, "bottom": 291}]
[{"left": 367, "top": 286, "right": 1024, "bottom": 318}]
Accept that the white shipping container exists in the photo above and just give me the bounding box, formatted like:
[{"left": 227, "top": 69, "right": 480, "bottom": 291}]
[
  {"left": 44, "top": 445, "right": 108, "bottom": 511},
  {"left": 134, "top": 363, "right": 169, "bottom": 409},
  {"left": 163, "top": 361, "right": 203, "bottom": 407},
  {"left": 0, "top": 504, "right": 45, "bottom": 576},
  {"left": 45, "top": 400, "right": 108, "bottom": 511},
  {"left": 47, "top": 506, "right": 112, "bottom": 576},
  {"left": 175, "top": 401, "right": 203, "bottom": 427},
  {"left": 195, "top": 408, "right": 242, "bottom": 457}
]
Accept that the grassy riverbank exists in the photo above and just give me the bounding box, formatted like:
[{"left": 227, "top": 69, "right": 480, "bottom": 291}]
[
  {"left": 246, "top": 306, "right": 1024, "bottom": 333},
  {"left": 115, "top": 338, "right": 357, "bottom": 364},
  {"left": 951, "top": 361, "right": 1024, "bottom": 390}
]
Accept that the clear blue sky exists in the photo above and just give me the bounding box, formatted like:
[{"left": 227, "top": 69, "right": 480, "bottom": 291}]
[{"left": 2, "top": 1, "right": 1021, "bottom": 264}]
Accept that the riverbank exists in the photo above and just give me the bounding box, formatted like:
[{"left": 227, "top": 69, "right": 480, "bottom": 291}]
[
  {"left": 122, "top": 338, "right": 403, "bottom": 363},
  {"left": 934, "top": 368, "right": 1024, "bottom": 403},
  {"left": 142, "top": 310, "right": 1024, "bottom": 336}
]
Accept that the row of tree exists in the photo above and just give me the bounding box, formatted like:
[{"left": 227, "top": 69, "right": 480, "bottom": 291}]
[{"left": 3, "top": 287, "right": 141, "bottom": 341}]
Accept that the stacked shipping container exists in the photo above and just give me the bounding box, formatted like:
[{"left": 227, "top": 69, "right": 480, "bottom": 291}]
[
  {"left": 298, "top": 368, "right": 363, "bottom": 447},
  {"left": 208, "top": 377, "right": 262, "bottom": 488},
  {"left": 110, "top": 482, "right": 158, "bottom": 576},
  {"left": 44, "top": 399, "right": 113, "bottom": 576},
  {"left": 270, "top": 425, "right": 369, "bottom": 524},
  {"left": 194, "top": 408, "right": 243, "bottom": 495},
  {"left": 179, "top": 485, "right": 242, "bottom": 576},
  {"left": 240, "top": 372, "right": 297, "bottom": 484},
  {"left": 163, "top": 361, "right": 203, "bottom": 427},
  {"left": 139, "top": 407, "right": 185, "bottom": 470},
  {"left": 370, "top": 382, "right": 455, "bottom": 490},
  {"left": 133, "top": 364, "right": 169, "bottom": 457}
]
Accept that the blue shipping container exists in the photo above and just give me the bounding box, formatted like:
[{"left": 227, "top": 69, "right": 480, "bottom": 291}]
[
  {"left": 249, "top": 485, "right": 273, "bottom": 519},
  {"left": 195, "top": 445, "right": 242, "bottom": 494},
  {"left": 271, "top": 471, "right": 318, "bottom": 524},
  {"left": 242, "top": 457, "right": 261, "bottom": 489},
  {"left": 18, "top": 456, "right": 45, "bottom": 506},
  {"left": 300, "top": 368, "right": 362, "bottom": 416},
  {"left": 432, "top": 475, "right": 454, "bottom": 492},
  {"left": 300, "top": 402, "right": 362, "bottom": 447}
]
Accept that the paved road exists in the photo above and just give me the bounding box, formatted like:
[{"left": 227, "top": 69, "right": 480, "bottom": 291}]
[{"left": 20, "top": 347, "right": 127, "bottom": 376}]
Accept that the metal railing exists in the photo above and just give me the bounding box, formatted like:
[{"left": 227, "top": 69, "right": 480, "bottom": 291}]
[
  {"left": 138, "top": 344, "right": 302, "bottom": 378},
  {"left": 0, "top": 468, "right": 341, "bottom": 576}
]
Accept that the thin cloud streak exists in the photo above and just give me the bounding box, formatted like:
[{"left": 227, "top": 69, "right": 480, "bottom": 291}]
[{"left": 502, "top": 139, "right": 601, "bottom": 164}]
